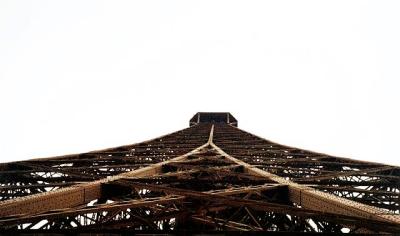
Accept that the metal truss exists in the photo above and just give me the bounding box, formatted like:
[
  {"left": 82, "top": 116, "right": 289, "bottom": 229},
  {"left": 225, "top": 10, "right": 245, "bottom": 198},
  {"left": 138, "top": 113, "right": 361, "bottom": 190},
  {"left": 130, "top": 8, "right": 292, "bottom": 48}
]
[{"left": 0, "top": 112, "right": 399, "bottom": 234}]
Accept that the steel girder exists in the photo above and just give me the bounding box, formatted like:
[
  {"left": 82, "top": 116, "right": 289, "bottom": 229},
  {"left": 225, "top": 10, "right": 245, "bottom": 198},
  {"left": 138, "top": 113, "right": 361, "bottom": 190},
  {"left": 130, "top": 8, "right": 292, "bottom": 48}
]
[{"left": 0, "top": 113, "right": 399, "bottom": 234}]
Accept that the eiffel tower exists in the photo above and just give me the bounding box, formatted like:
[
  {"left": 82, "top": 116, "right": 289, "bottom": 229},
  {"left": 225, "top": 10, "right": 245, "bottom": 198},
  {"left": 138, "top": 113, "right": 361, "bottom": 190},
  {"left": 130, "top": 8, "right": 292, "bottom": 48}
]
[{"left": 0, "top": 112, "right": 399, "bottom": 234}]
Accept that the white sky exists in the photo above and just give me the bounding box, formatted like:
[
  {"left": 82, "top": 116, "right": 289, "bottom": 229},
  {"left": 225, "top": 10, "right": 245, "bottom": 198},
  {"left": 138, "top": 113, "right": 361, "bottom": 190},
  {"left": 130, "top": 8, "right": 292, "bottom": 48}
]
[{"left": 0, "top": 1, "right": 399, "bottom": 166}]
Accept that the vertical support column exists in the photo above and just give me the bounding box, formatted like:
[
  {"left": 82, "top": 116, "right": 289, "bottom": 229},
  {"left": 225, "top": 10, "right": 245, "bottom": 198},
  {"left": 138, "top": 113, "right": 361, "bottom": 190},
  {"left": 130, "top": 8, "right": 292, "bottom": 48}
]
[
  {"left": 209, "top": 138, "right": 400, "bottom": 225},
  {"left": 0, "top": 142, "right": 212, "bottom": 217}
]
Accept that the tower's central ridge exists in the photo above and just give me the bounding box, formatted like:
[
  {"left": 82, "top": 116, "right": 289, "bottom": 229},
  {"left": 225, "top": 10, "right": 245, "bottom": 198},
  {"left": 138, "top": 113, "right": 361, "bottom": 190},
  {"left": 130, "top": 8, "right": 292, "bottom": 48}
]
[{"left": 189, "top": 112, "right": 238, "bottom": 127}]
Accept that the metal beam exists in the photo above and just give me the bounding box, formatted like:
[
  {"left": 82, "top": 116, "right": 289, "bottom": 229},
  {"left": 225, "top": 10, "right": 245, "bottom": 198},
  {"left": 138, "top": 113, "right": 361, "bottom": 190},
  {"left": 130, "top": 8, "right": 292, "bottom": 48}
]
[
  {"left": 209, "top": 125, "right": 400, "bottom": 225},
  {"left": 0, "top": 142, "right": 211, "bottom": 217}
]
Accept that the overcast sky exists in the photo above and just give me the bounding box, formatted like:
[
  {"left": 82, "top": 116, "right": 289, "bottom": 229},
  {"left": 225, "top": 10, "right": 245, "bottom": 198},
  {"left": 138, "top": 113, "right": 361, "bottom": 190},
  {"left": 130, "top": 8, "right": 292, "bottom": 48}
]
[{"left": 1, "top": 1, "right": 399, "bottom": 166}]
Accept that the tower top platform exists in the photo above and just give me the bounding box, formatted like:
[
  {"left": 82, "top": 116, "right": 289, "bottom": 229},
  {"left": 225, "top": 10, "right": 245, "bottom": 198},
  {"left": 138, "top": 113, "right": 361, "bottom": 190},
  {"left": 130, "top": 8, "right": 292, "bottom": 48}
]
[{"left": 189, "top": 112, "right": 238, "bottom": 127}]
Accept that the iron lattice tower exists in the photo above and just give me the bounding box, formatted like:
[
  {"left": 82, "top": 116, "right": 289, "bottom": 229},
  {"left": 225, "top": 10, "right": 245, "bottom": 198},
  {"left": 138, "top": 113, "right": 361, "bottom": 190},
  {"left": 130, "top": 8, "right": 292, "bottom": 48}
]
[{"left": 0, "top": 112, "right": 399, "bottom": 234}]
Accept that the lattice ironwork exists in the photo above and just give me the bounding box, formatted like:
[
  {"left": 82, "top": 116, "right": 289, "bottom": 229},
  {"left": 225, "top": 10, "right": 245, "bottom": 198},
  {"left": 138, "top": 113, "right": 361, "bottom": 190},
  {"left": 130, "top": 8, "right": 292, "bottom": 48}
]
[{"left": 0, "top": 113, "right": 399, "bottom": 234}]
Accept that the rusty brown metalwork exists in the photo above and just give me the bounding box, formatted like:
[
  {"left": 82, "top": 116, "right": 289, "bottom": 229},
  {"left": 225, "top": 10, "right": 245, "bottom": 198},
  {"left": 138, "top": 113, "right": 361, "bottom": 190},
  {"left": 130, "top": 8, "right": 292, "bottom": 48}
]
[{"left": 0, "top": 113, "right": 399, "bottom": 234}]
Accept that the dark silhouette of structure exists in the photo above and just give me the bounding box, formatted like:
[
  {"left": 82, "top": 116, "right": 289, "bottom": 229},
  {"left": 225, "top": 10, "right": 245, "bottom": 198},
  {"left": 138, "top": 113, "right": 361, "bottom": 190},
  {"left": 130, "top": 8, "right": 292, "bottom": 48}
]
[{"left": 0, "top": 112, "right": 399, "bottom": 234}]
